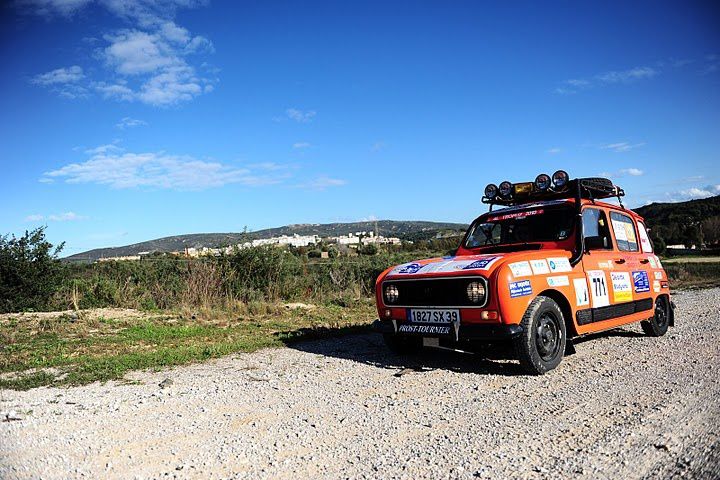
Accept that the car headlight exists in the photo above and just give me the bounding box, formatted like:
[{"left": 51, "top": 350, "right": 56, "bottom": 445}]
[
  {"left": 384, "top": 284, "right": 399, "bottom": 304},
  {"left": 466, "top": 281, "right": 486, "bottom": 304},
  {"left": 498, "top": 181, "right": 513, "bottom": 199}
]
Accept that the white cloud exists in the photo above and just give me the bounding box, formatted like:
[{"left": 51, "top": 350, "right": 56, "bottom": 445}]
[
  {"left": 17, "top": 0, "right": 93, "bottom": 17},
  {"left": 595, "top": 67, "right": 657, "bottom": 83},
  {"left": 647, "top": 184, "right": 720, "bottom": 204},
  {"left": 22, "top": 1, "right": 215, "bottom": 107},
  {"left": 371, "top": 141, "right": 386, "bottom": 152},
  {"left": 286, "top": 108, "right": 316, "bottom": 123},
  {"left": 546, "top": 147, "right": 561, "bottom": 154},
  {"left": 679, "top": 185, "right": 720, "bottom": 199},
  {"left": 299, "top": 176, "right": 347, "bottom": 190},
  {"left": 30, "top": 65, "right": 89, "bottom": 98},
  {"left": 103, "top": 30, "right": 177, "bottom": 75},
  {"left": 43, "top": 146, "right": 292, "bottom": 190},
  {"left": 600, "top": 142, "right": 645, "bottom": 152},
  {"left": 619, "top": 168, "right": 643, "bottom": 176},
  {"left": 25, "top": 211, "right": 87, "bottom": 222},
  {"left": 84, "top": 143, "right": 122, "bottom": 155},
  {"left": 116, "top": 117, "right": 147, "bottom": 128},
  {"left": 597, "top": 167, "right": 644, "bottom": 178},
  {"left": 31, "top": 65, "right": 84, "bottom": 85},
  {"left": 293, "top": 142, "right": 311, "bottom": 149},
  {"left": 556, "top": 65, "right": 658, "bottom": 94}
]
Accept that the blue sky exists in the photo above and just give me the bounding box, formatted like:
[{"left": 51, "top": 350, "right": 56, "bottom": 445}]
[{"left": 1, "top": 0, "right": 719, "bottom": 256}]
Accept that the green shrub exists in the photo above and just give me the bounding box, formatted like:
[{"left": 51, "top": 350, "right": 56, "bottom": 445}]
[{"left": 0, "top": 227, "right": 66, "bottom": 313}]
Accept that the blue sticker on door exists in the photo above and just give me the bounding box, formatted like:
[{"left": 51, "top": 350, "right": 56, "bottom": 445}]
[
  {"left": 632, "top": 271, "right": 650, "bottom": 293},
  {"left": 509, "top": 280, "right": 532, "bottom": 298}
]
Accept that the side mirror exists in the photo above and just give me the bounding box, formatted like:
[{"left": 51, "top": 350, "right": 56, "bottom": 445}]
[{"left": 584, "top": 235, "right": 608, "bottom": 251}]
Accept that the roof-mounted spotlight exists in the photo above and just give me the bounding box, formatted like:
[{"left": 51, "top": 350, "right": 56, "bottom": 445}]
[
  {"left": 534, "top": 173, "right": 551, "bottom": 191},
  {"left": 498, "top": 181, "right": 513, "bottom": 199},
  {"left": 484, "top": 183, "right": 498, "bottom": 199},
  {"left": 552, "top": 170, "right": 569, "bottom": 189}
]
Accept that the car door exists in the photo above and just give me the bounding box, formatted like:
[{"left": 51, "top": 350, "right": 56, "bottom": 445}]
[
  {"left": 608, "top": 211, "right": 642, "bottom": 309},
  {"left": 577, "top": 206, "right": 615, "bottom": 329},
  {"left": 609, "top": 211, "right": 657, "bottom": 312}
]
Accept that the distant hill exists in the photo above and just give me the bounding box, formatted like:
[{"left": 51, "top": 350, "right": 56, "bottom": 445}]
[
  {"left": 65, "top": 220, "right": 468, "bottom": 262},
  {"left": 633, "top": 195, "right": 720, "bottom": 225},
  {"left": 633, "top": 195, "right": 720, "bottom": 247}
]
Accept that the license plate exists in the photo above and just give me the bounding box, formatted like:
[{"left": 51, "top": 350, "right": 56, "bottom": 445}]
[{"left": 407, "top": 309, "right": 460, "bottom": 324}]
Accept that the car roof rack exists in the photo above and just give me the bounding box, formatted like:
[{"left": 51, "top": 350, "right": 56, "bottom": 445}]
[{"left": 482, "top": 177, "right": 625, "bottom": 208}]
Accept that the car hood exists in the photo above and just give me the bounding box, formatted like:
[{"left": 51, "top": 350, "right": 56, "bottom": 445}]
[
  {"left": 384, "top": 250, "right": 571, "bottom": 279},
  {"left": 385, "top": 254, "right": 505, "bottom": 278}
]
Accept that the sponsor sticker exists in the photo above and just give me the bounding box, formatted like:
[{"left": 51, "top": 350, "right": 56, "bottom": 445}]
[
  {"left": 654, "top": 271, "right": 663, "bottom": 280},
  {"left": 638, "top": 225, "right": 653, "bottom": 253},
  {"left": 573, "top": 278, "right": 590, "bottom": 307},
  {"left": 509, "top": 261, "right": 533, "bottom": 277},
  {"left": 587, "top": 270, "right": 610, "bottom": 308},
  {"left": 653, "top": 280, "right": 661, "bottom": 293},
  {"left": 598, "top": 261, "right": 613, "bottom": 270},
  {"left": 612, "top": 220, "right": 628, "bottom": 242},
  {"left": 509, "top": 280, "right": 533, "bottom": 298},
  {"left": 398, "top": 324, "right": 451, "bottom": 335},
  {"left": 632, "top": 271, "right": 650, "bottom": 293},
  {"left": 547, "top": 257, "right": 572, "bottom": 273},
  {"left": 487, "top": 209, "right": 544, "bottom": 222},
  {"left": 547, "top": 275, "right": 569, "bottom": 287},
  {"left": 530, "top": 259, "right": 550, "bottom": 275},
  {"left": 396, "top": 263, "right": 424, "bottom": 274},
  {"left": 654, "top": 256, "right": 663, "bottom": 269},
  {"left": 611, "top": 272, "right": 633, "bottom": 302},
  {"left": 462, "top": 256, "right": 500, "bottom": 270},
  {"left": 647, "top": 256, "right": 657, "bottom": 269}
]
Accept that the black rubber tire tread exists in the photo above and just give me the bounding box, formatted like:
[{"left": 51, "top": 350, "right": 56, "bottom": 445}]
[
  {"left": 641, "top": 296, "right": 670, "bottom": 337},
  {"left": 514, "top": 296, "right": 567, "bottom": 375},
  {"left": 383, "top": 333, "right": 422, "bottom": 355}
]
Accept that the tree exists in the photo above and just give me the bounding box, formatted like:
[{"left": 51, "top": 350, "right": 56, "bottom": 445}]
[
  {"left": 702, "top": 216, "right": 720, "bottom": 247},
  {"left": 359, "top": 244, "right": 378, "bottom": 255},
  {"left": 0, "top": 227, "right": 65, "bottom": 313},
  {"left": 682, "top": 224, "right": 703, "bottom": 249}
]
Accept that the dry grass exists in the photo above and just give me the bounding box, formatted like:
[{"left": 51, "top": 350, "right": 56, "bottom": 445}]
[{"left": 0, "top": 300, "right": 376, "bottom": 390}]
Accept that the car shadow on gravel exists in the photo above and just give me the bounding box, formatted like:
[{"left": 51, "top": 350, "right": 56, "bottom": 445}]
[
  {"left": 572, "top": 328, "right": 645, "bottom": 345},
  {"left": 284, "top": 332, "right": 529, "bottom": 377}
]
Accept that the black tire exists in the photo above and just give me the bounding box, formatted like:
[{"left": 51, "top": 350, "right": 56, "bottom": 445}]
[
  {"left": 513, "top": 296, "right": 566, "bottom": 375},
  {"left": 641, "top": 296, "right": 670, "bottom": 337},
  {"left": 383, "top": 334, "right": 422, "bottom": 355}
]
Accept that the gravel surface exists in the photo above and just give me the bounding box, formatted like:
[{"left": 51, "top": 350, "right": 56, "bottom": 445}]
[{"left": 2, "top": 288, "right": 719, "bottom": 479}]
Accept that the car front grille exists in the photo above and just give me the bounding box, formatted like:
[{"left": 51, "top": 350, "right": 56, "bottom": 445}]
[{"left": 382, "top": 276, "right": 488, "bottom": 308}]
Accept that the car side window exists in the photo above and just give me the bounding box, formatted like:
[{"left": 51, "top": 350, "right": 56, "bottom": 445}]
[
  {"left": 637, "top": 221, "right": 653, "bottom": 253},
  {"left": 610, "top": 212, "right": 639, "bottom": 252},
  {"left": 582, "top": 208, "right": 612, "bottom": 250}
]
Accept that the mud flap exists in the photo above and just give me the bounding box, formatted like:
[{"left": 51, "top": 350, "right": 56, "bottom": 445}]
[
  {"left": 669, "top": 301, "right": 676, "bottom": 327},
  {"left": 565, "top": 337, "right": 576, "bottom": 356}
]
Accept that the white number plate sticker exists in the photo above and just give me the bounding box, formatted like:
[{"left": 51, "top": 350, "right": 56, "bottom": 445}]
[{"left": 408, "top": 309, "right": 459, "bottom": 324}]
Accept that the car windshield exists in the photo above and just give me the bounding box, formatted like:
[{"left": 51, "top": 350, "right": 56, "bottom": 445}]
[{"left": 464, "top": 205, "right": 575, "bottom": 249}]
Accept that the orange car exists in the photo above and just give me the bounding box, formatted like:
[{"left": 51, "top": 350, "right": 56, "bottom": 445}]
[{"left": 373, "top": 171, "right": 674, "bottom": 374}]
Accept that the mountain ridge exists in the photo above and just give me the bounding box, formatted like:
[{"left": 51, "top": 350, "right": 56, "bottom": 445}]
[{"left": 65, "top": 220, "right": 469, "bottom": 261}]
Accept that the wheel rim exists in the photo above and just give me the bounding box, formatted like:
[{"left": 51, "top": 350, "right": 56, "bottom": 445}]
[
  {"left": 535, "top": 312, "right": 562, "bottom": 362},
  {"left": 655, "top": 299, "right": 668, "bottom": 328}
]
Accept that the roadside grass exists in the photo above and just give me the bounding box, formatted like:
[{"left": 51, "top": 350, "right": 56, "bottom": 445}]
[
  {"left": 665, "top": 262, "right": 720, "bottom": 289},
  {"left": 0, "top": 301, "right": 376, "bottom": 390}
]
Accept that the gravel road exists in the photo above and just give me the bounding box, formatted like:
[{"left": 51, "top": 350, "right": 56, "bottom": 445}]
[{"left": 2, "top": 288, "right": 719, "bottom": 479}]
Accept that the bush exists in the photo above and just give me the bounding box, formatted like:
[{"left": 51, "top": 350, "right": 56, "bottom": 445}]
[{"left": 0, "top": 227, "right": 65, "bottom": 313}]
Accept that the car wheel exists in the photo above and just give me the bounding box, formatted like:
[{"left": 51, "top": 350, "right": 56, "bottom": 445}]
[
  {"left": 514, "top": 296, "right": 566, "bottom": 375},
  {"left": 641, "top": 296, "right": 670, "bottom": 337},
  {"left": 383, "top": 334, "right": 422, "bottom": 355}
]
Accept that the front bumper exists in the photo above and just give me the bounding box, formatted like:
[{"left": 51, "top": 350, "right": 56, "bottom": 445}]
[{"left": 372, "top": 319, "right": 523, "bottom": 341}]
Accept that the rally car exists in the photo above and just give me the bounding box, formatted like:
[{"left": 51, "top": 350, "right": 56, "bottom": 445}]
[{"left": 373, "top": 171, "right": 674, "bottom": 374}]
